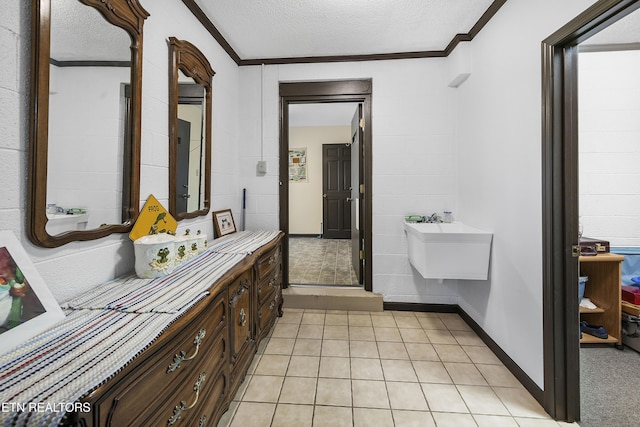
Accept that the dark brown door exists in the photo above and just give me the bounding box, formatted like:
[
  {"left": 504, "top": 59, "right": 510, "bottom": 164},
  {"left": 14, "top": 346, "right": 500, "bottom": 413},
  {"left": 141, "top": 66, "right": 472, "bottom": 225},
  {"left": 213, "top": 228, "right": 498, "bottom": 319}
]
[
  {"left": 322, "top": 144, "right": 351, "bottom": 239},
  {"left": 176, "top": 118, "right": 191, "bottom": 214},
  {"left": 351, "top": 105, "right": 363, "bottom": 283}
]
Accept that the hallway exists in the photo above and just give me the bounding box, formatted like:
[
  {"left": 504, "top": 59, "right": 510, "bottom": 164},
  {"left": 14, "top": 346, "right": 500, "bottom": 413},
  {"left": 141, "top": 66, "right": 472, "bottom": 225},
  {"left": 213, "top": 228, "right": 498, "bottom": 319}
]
[
  {"left": 289, "top": 237, "right": 359, "bottom": 286},
  {"left": 217, "top": 309, "right": 573, "bottom": 427}
]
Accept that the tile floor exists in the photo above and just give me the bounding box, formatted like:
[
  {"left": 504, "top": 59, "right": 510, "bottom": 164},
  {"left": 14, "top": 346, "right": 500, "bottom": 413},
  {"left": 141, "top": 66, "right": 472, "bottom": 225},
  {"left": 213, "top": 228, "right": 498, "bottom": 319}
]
[
  {"left": 217, "top": 309, "right": 577, "bottom": 427},
  {"left": 289, "top": 238, "right": 359, "bottom": 286}
]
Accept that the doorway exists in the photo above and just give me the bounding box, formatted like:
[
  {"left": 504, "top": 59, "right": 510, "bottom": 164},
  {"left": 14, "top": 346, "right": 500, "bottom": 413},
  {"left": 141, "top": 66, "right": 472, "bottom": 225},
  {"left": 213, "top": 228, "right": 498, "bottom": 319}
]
[
  {"left": 542, "top": 0, "right": 640, "bottom": 422},
  {"left": 279, "top": 80, "right": 372, "bottom": 291}
]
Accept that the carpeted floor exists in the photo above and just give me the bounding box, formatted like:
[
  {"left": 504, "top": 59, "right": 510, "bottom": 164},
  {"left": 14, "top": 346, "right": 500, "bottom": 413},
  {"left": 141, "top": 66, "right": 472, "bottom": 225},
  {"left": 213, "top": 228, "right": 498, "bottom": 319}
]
[
  {"left": 288, "top": 237, "right": 359, "bottom": 286},
  {"left": 580, "top": 345, "right": 640, "bottom": 426}
]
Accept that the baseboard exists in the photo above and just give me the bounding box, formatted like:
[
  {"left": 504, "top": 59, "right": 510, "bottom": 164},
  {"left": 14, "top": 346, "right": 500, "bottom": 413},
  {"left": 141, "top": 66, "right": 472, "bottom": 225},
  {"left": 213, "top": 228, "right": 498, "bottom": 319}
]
[
  {"left": 289, "top": 234, "right": 320, "bottom": 238},
  {"left": 384, "top": 302, "right": 544, "bottom": 407}
]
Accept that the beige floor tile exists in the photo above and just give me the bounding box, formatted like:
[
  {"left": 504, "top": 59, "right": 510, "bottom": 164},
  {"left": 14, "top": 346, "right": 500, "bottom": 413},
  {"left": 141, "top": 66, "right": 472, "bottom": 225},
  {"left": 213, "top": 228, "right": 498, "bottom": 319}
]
[
  {"left": 374, "top": 327, "right": 403, "bottom": 342},
  {"left": 247, "top": 354, "right": 261, "bottom": 375},
  {"left": 278, "top": 376, "right": 317, "bottom": 404},
  {"left": 414, "top": 311, "right": 440, "bottom": 318},
  {"left": 298, "top": 324, "right": 324, "bottom": 339},
  {"left": 256, "top": 337, "right": 270, "bottom": 355},
  {"left": 476, "top": 364, "right": 522, "bottom": 388},
  {"left": 228, "top": 402, "right": 276, "bottom": 427},
  {"left": 431, "top": 412, "right": 477, "bottom": 427},
  {"left": 494, "top": 387, "right": 550, "bottom": 419},
  {"left": 231, "top": 373, "right": 251, "bottom": 401},
  {"left": 353, "top": 407, "right": 395, "bottom": 427},
  {"left": 293, "top": 338, "right": 322, "bottom": 356},
  {"left": 286, "top": 355, "right": 320, "bottom": 377},
  {"left": 319, "top": 356, "right": 351, "bottom": 378},
  {"left": 425, "top": 329, "right": 458, "bottom": 344},
  {"left": 418, "top": 317, "right": 448, "bottom": 330},
  {"left": 457, "top": 385, "right": 510, "bottom": 416},
  {"left": 440, "top": 315, "right": 473, "bottom": 331},
  {"left": 271, "top": 323, "right": 300, "bottom": 338},
  {"left": 433, "top": 344, "right": 472, "bottom": 363},
  {"left": 271, "top": 403, "right": 314, "bottom": 427},
  {"left": 381, "top": 359, "right": 418, "bottom": 382},
  {"left": 242, "top": 375, "right": 284, "bottom": 403},
  {"left": 313, "top": 405, "right": 353, "bottom": 427},
  {"left": 254, "top": 354, "right": 291, "bottom": 376},
  {"left": 421, "top": 383, "right": 468, "bottom": 413},
  {"left": 264, "top": 338, "right": 296, "bottom": 355},
  {"left": 315, "top": 378, "right": 352, "bottom": 406},
  {"left": 463, "top": 345, "right": 502, "bottom": 365},
  {"left": 350, "top": 340, "right": 379, "bottom": 358},
  {"left": 444, "top": 362, "right": 488, "bottom": 386},
  {"left": 377, "top": 342, "right": 410, "bottom": 360},
  {"left": 386, "top": 381, "right": 429, "bottom": 411},
  {"left": 400, "top": 328, "right": 430, "bottom": 343},
  {"left": 321, "top": 339, "right": 350, "bottom": 357},
  {"left": 412, "top": 361, "right": 452, "bottom": 384},
  {"left": 350, "top": 326, "right": 376, "bottom": 341},
  {"left": 352, "top": 379, "right": 390, "bottom": 409},
  {"left": 392, "top": 410, "right": 436, "bottom": 426},
  {"left": 325, "top": 313, "right": 348, "bottom": 325},
  {"left": 323, "top": 325, "right": 349, "bottom": 340},
  {"left": 405, "top": 343, "right": 440, "bottom": 361},
  {"left": 369, "top": 311, "right": 394, "bottom": 317},
  {"left": 473, "top": 414, "right": 519, "bottom": 427},
  {"left": 302, "top": 312, "right": 326, "bottom": 325},
  {"left": 278, "top": 311, "right": 303, "bottom": 324},
  {"left": 395, "top": 316, "right": 421, "bottom": 328},
  {"left": 451, "top": 329, "right": 485, "bottom": 346},
  {"left": 351, "top": 357, "right": 384, "bottom": 380},
  {"left": 514, "top": 418, "right": 563, "bottom": 426},
  {"left": 392, "top": 310, "right": 417, "bottom": 318},
  {"left": 349, "top": 314, "right": 373, "bottom": 326},
  {"left": 372, "top": 315, "right": 398, "bottom": 327}
]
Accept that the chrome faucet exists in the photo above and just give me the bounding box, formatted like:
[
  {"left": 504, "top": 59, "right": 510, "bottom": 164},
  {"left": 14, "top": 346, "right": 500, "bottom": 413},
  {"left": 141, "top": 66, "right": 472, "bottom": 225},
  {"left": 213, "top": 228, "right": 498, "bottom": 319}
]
[{"left": 423, "top": 213, "right": 442, "bottom": 223}]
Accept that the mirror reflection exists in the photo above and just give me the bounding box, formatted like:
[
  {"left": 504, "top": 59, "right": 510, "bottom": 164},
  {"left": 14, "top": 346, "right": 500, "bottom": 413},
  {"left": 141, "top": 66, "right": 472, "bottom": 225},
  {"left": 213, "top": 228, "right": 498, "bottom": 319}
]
[
  {"left": 45, "top": 0, "right": 132, "bottom": 236},
  {"left": 176, "top": 71, "right": 206, "bottom": 215},
  {"left": 168, "top": 37, "right": 214, "bottom": 220}
]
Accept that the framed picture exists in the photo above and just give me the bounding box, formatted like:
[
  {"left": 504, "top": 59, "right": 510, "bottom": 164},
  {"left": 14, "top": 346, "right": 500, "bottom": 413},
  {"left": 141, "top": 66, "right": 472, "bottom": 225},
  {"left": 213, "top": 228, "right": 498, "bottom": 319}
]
[
  {"left": 212, "top": 209, "right": 237, "bottom": 237},
  {"left": 288, "top": 148, "right": 308, "bottom": 182},
  {"left": 0, "top": 231, "right": 65, "bottom": 354}
]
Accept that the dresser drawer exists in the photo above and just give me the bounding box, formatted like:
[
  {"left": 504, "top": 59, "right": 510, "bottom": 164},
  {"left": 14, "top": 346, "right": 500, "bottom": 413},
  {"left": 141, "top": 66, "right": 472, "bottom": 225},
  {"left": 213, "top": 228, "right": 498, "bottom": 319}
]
[
  {"left": 257, "top": 265, "right": 281, "bottom": 306},
  {"left": 89, "top": 293, "right": 228, "bottom": 426},
  {"left": 144, "top": 339, "right": 228, "bottom": 427},
  {"left": 256, "top": 243, "right": 281, "bottom": 278},
  {"left": 258, "top": 291, "right": 280, "bottom": 337}
]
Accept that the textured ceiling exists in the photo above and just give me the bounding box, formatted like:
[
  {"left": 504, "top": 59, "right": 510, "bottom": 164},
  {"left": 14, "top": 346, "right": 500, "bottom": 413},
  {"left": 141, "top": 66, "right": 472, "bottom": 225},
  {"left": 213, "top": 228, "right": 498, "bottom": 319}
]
[{"left": 193, "top": 0, "right": 495, "bottom": 60}]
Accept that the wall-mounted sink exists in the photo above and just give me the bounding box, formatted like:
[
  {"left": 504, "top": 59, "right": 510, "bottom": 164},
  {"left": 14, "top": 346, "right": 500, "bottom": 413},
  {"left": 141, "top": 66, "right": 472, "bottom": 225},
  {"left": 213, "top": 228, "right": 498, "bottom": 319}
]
[{"left": 404, "top": 221, "right": 493, "bottom": 280}]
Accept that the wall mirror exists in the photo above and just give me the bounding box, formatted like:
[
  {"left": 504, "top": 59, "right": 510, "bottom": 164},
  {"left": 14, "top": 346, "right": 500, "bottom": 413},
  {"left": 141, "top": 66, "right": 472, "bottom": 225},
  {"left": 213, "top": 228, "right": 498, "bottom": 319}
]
[
  {"left": 168, "top": 37, "right": 214, "bottom": 220},
  {"left": 29, "top": 0, "right": 149, "bottom": 247}
]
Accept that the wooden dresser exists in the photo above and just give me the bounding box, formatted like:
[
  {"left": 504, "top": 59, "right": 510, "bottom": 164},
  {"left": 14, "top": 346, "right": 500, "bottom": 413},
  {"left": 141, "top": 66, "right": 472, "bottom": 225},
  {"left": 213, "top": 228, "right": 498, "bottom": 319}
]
[
  {"left": 71, "top": 233, "right": 284, "bottom": 427},
  {"left": 0, "top": 232, "right": 285, "bottom": 427}
]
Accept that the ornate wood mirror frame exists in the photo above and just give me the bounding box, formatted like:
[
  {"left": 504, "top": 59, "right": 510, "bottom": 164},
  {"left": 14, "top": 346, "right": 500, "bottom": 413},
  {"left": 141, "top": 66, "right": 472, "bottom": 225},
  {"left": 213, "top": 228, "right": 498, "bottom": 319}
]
[
  {"left": 28, "top": 0, "right": 149, "bottom": 247},
  {"left": 168, "top": 37, "right": 214, "bottom": 220}
]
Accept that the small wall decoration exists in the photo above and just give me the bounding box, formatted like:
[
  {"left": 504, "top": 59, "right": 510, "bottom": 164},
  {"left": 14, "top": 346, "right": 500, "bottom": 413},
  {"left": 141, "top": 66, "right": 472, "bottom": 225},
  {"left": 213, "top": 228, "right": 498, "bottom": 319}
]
[
  {"left": 288, "top": 148, "right": 308, "bottom": 182},
  {"left": 0, "top": 231, "right": 65, "bottom": 354},
  {"left": 129, "top": 194, "right": 178, "bottom": 241},
  {"left": 212, "top": 209, "right": 237, "bottom": 237}
]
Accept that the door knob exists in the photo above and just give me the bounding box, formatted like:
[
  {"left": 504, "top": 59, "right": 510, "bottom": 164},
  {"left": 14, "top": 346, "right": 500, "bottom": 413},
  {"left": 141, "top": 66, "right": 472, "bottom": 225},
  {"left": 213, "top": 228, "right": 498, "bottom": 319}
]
[
  {"left": 323, "top": 194, "right": 327, "bottom": 198},
  {"left": 346, "top": 197, "right": 352, "bottom": 202}
]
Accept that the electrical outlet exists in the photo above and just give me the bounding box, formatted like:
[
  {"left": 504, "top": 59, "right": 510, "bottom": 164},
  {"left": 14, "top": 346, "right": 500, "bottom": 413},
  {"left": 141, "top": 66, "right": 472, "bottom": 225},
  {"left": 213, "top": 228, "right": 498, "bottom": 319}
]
[{"left": 257, "top": 160, "right": 267, "bottom": 174}]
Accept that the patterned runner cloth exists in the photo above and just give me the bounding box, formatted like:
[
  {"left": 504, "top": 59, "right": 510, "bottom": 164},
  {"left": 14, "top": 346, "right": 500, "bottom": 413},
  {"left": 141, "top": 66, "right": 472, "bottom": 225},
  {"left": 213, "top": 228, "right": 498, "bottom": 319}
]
[{"left": 207, "top": 230, "right": 281, "bottom": 254}]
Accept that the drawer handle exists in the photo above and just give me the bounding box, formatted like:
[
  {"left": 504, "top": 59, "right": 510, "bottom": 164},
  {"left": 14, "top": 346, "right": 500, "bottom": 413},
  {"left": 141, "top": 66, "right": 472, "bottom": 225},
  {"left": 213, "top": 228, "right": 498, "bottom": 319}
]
[
  {"left": 198, "top": 415, "right": 207, "bottom": 427},
  {"left": 167, "top": 329, "right": 207, "bottom": 373},
  {"left": 239, "top": 308, "right": 247, "bottom": 327},
  {"left": 167, "top": 372, "right": 206, "bottom": 425},
  {"left": 268, "top": 253, "right": 280, "bottom": 265}
]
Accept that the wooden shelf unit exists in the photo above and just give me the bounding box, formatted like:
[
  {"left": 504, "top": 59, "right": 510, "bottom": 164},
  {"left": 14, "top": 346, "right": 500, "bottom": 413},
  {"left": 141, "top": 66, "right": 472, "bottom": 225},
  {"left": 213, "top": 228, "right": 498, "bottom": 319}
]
[{"left": 579, "top": 253, "right": 624, "bottom": 346}]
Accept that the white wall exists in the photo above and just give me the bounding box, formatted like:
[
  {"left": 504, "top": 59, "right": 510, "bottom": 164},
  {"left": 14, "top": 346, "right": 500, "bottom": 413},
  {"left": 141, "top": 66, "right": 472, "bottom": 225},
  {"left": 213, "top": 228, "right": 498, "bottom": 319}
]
[
  {"left": 455, "top": 0, "right": 596, "bottom": 388},
  {"left": 239, "top": 59, "right": 461, "bottom": 305},
  {"left": 0, "top": 0, "right": 241, "bottom": 302},
  {"left": 289, "top": 125, "right": 350, "bottom": 235},
  {"left": 579, "top": 50, "right": 640, "bottom": 247}
]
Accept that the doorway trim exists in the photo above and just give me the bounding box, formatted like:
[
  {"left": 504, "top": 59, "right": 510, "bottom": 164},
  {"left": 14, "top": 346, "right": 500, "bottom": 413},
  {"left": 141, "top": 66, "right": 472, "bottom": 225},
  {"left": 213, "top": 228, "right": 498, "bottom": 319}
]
[
  {"left": 541, "top": 0, "right": 640, "bottom": 421},
  {"left": 279, "top": 79, "right": 373, "bottom": 292}
]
